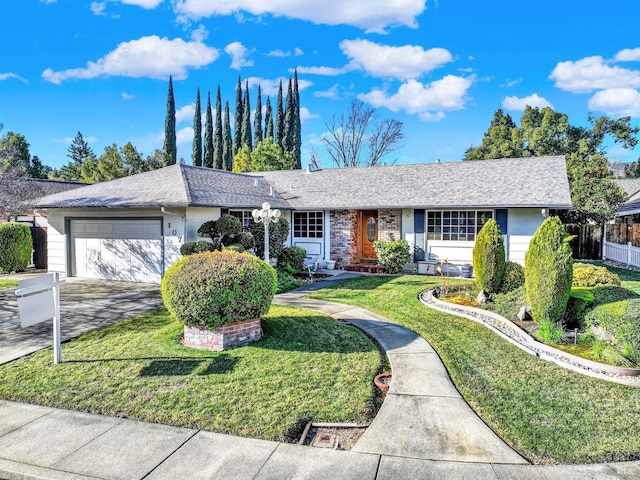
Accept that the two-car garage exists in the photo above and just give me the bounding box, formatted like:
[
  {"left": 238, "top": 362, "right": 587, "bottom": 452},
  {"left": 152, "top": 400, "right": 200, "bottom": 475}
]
[{"left": 69, "top": 219, "right": 164, "bottom": 283}]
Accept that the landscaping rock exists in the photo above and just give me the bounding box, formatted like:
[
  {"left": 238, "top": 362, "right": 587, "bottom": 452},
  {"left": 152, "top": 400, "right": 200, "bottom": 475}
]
[
  {"left": 476, "top": 290, "right": 488, "bottom": 305},
  {"left": 517, "top": 306, "right": 532, "bottom": 321}
]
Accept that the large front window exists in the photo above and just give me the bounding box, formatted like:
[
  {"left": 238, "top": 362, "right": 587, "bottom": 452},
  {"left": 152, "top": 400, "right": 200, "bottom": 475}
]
[
  {"left": 228, "top": 210, "right": 253, "bottom": 231},
  {"left": 427, "top": 210, "right": 493, "bottom": 241},
  {"left": 294, "top": 211, "right": 323, "bottom": 238}
]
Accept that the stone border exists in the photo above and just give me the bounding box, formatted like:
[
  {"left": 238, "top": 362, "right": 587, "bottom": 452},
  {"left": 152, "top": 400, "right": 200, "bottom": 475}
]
[{"left": 419, "top": 289, "right": 640, "bottom": 386}]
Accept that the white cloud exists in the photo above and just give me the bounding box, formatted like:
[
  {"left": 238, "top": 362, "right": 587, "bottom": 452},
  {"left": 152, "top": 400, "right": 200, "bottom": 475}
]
[
  {"left": 0, "top": 73, "right": 28, "bottom": 83},
  {"left": 358, "top": 75, "right": 474, "bottom": 121},
  {"left": 42, "top": 35, "right": 219, "bottom": 83},
  {"left": 121, "top": 92, "right": 135, "bottom": 100},
  {"left": 225, "top": 41, "right": 254, "bottom": 69},
  {"left": 299, "top": 107, "right": 319, "bottom": 122},
  {"left": 267, "top": 49, "right": 287, "bottom": 58},
  {"left": 246, "top": 76, "right": 312, "bottom": 96},
  {"left": 172, "top": 0, "right": 426, "bottom": 33},
  {"left": 550, "top": 56, "right": 640, "bottom": 93},
  {"left": 615, "top": 48, "right": 640, "bottom": 62},
  {"left": 502, "top": 93, "right": 553, "bottom": 111},
  {"left": 340, "top": 39, "right": 452, "bottom": 80},
  {"left": 314, "top": 84, "right": 340, "bottom": 99},
  {"left": 40, "top": 0, "right": 56, "bottom": 4},
  {"left": 176, "top": 103, "right": 196, "bottom": 123},
  {"left": 588, "top": 88, "right": 640, "bottom": 116},
  {"left": 295, "top": 65, "right": 352, "bottom": 76},
  {"left": 91, "top": 2, "right": 107, "bottom": 15},
  {"left": 177, "top": 126, "right": 194, "bottom": 144},
  {"left": 190, "top": 25, "right": 209, "bottom": 42},
  {"left": 499, "top": 77, "right": 522, "bottom": 88},
  {"left": 294, "top": 47, "right": 304, "bottom": 56},
  {"left": 118, "top": 0, "right": 164, "bottom": 8}
]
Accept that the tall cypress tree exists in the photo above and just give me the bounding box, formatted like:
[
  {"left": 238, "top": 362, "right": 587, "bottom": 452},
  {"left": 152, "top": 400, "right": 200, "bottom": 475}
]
[
  {"left": 223, "top": 100, "right": 233, "bottom": 171},
  {"left": 265, "top": 96, "right": 274, "bottom": 141},
  {"left": 283, "top": 77, "right": 294, "bottom": 153},
  {"left": 241, "top": 81, "right": 252, "bottom": 151},
  {"left": 163, "top": 76, "right": 177, "bottom": 165},
  {"left": 293, "top": 69, "right": 302, "bottom": 168},
  {"left": 253, "top": 85, "right": 263, "bottom": 146},
  {"left": 233, "top": 76, "right": 243, "bottom": 156},
  {"left": 275, "top": 80, "right": 284, "bottom": 148},
  {"left": 213, "top": 85, "right": 223, "bottom": 169},
  {"left": 192, "top": 88, "right": 202, "bottom": 166},
  {"left": 204, "top": 91, "right": 214, "bottom": 168}
]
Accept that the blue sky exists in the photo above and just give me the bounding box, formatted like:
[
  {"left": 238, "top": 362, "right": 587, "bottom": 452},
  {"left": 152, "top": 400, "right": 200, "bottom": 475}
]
[{"left": 3, "top": 0, "right": 640, "bottom": 170}]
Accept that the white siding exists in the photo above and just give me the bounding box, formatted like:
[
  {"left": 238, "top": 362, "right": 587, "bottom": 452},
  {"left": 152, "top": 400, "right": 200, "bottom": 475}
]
[
  {"left": 46, "top": 210, "right": 67, "bottom": 277},
  {"left": 506, "top": 208, "right": 545, "bottom": 265},
  {"left": 185, "top": 207, "right": 220, "bottom": 242}
]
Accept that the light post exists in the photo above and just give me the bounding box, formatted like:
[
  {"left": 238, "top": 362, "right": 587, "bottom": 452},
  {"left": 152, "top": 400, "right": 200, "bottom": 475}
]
[{"left": 252, "top": 202, "right": 281, "bottom": 264}]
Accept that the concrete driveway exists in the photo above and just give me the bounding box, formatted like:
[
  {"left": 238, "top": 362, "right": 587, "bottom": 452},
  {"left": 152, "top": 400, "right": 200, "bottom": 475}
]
[{"left": 0, "top": 276, "right": 162, "bottom": 365}]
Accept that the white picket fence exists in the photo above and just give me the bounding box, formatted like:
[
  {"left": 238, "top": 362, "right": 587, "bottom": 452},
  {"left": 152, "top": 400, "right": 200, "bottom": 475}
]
[{"left": 603, "top": 240, "right": 640, "bottom": 268}]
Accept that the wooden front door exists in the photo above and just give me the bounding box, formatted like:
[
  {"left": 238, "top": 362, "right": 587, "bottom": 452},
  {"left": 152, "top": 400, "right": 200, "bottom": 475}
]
[{"left": 359, "top": 210, "right": 378, "bottom": 262}]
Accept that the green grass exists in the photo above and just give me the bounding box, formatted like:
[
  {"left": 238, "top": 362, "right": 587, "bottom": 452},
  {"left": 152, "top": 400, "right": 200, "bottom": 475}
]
[
  {"left": 0, "top": 305, "right": 381, "bottom": 442},
  {"left": 309, "top": 275, "right": 640, "bottom": 464},
  {"left": 0, "top": 279, "right": 18, "bottom": 289}
]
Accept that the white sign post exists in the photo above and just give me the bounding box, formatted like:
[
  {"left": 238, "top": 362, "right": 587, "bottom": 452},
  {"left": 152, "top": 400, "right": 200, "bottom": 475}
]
[{"left": 15, "top": 273, "right": 66, "bottom": 364}]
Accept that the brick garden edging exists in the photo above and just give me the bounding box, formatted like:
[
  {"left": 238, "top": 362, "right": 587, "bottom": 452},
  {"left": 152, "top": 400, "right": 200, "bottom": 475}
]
[
  {"left": 419, "top": 289, "right": 640, "bottom": 386},
  {"left": 183, "top": 318, "right": 262, "bottom": 351}
]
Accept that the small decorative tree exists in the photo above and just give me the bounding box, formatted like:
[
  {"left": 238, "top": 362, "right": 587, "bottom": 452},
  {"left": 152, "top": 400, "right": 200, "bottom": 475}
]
[
  {"left": 373, "top": 239, "right": 411, "bottom": 274},
  {"left": 472, "top": 219, "right": 505, "bottom": 294},
  {"left": 0, "top": 223, "right": 32, "bottom": 273},
  {"left": 525, "top": 216, "right": 573, "bottom": 338},
  {"left": 248, "top": 217, "right": 290, "bottom": 261},
  {"left": 186, "top": 214, "right": 254, "bottom": 255}
]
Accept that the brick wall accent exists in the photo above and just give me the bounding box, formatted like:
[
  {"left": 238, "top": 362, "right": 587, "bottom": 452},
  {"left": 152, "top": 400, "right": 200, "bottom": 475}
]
[
  {"left": 349, "top": 211, "right": 359, "bottom": 264},
  {"left": 329, "top": 210, "right": 353, "bottom": 265},
  {"left": 183, "top": 318, "right": 262, "bottom": 351},
  {"left": 378, "top": 209, "right": 402, "bottom": 242}
]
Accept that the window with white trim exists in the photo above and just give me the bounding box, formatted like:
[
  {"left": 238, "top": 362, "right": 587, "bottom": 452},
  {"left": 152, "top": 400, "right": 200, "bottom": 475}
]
[
  {"left": 293, "top": 211, "right": 323, "bottom": 238},
  {"left": 427, "top": 210, "right": 493, "bottom": 241},
  {"left": 228, "top": 210, "right": 253, "bottom": 231}
]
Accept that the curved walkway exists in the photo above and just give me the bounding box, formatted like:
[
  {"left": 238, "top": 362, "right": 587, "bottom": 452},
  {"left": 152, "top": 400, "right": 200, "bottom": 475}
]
[{"left": 0, "top": 273, "right": 639, "bottom": 479}]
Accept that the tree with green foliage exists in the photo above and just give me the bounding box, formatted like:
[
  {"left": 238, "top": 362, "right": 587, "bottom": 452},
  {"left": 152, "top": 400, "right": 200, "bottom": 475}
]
[
  {"left": 81, "top": 144, "right": 126, "bottom": 183},
  {"left": 525, "top": 216, "right": 573, "bottom": 329},
  {"left": 29, "top": 155, "right": 48, "bottom": 179},
  {"left": 163, "top": 76, "right": 177, "bottom": 165},
  {"left": 0, "top": 223, "right": 32, "bottom": 273},
  {"left": 275, "top": 80, "right": 284, "bottom": 148},
  {"left": 241, "top": 81, "right": 252, "bottom": 151},
  {"left": 233, "top": 76, "right": 243, "bottom": 156},
  {"left": 232, "top": 139, "right": 296, "bottom": 173},
  {"left": 264, "top": 96, "right": 274, "bottom": 141},
  {"left": 293, "top": 69, "right": 302, "bottom": 168},
  {"left": 121, "top": 142, "right": 145, "bottom": 175},
  {"left": 204, "top": 92, "right": 214, "bottom": 168},
  {"left": 145, "top": 149, "right": 167, "bottom": 171},
  {"left": 472, "top": 219, "right": 506, "bottom": 294},
  {"left": 60, "top": 131, "right": 95, "bottom": 181},
  {"left": 0, "top": 131, "right": 31, "bottom": 173},
  {"left": 465, "top": 106, "right": 638, "bottom": 223},
  {"left": 223, "top": 101, "right": 233, "bottom": 171},
  {"left": 192, "top": 88, "right": 202, "bottom": 166},
  {"left": 249, "top": 216, "right": 290, "bottom": 260},
  {"left": 283, "top": 77, "right": 294, "bottom": 153},
  {"left": 254, "top": 85, "right": 263, "bottom": 147},
  {"left": 214, "top": 86, "right": 223, "bottom": 169}
]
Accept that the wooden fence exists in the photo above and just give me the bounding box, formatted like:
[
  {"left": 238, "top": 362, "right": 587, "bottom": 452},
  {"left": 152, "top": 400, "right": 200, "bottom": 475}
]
[{"left": 565, "top": 224, "right": 602, "bottom": 260}]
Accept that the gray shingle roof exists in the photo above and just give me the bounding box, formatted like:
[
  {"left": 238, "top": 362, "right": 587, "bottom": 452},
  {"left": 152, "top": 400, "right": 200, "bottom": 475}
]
[
  {"left": 37, "top": 156, "right": 572, "bottom": 210},
  {"left": 614, "top": 178, "right": 640, "bottom": 215}
]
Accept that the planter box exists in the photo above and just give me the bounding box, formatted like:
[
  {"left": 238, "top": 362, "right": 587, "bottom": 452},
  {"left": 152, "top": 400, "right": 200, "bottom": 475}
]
[{"left": 183, "top": 318, "right": 262, "bottom": 351}]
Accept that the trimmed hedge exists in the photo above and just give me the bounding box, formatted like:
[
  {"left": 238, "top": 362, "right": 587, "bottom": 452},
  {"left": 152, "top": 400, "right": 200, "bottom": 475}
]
[
  {"left": 161, "top": 251, "right": 277, "bottom": 330},
  {"left": 573, "top": 262, "right": 620, "bottom": 287},
  {"left": 278, "top": 246, "right": 307, "bottom": 272},
  {"left": 525, "top": 216, "right": 573, "bottom": 326},
  {"left": 472, "top": 219, "right": 505, "bottom": 294},
  {"left": 0, "top": 223, "right": 32, "bottom": 273},
  {"left": 373, "top": 239, "right": 411, "bottom": 274},
  {"left": 499, "top": 261, "right": 525, "bottom": 293}
]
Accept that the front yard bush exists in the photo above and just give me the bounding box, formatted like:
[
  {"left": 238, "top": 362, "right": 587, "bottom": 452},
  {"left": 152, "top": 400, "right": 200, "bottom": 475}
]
[
  {"left": 473, "top": 219, "right": 505, "bottom": 294},
  {"left": 373, "top": 239, "right": 411, "bottom": 274},
  {"left": 499, "top": 261, "right": 525, "bottom": 293},
  {"left": 573, "top": 262, "right": 620, "bottom": 287},
  {"left": 525, "top": 216, "right": 573, "bottom": 328},
  {"left": 248, "top": 217, "right": 290, "bottom": 260},
  {"left": 0, "top": 223, "right": 32, "bottom": 273},
  {"left": 197, "top": 215, "right": 254, "bottom": 252},
  {"left": 278, "top": 245, "right": 307, "bottom": 272},
  {"left": 161, "top": 251, "right": 277, "bottom": 329}
]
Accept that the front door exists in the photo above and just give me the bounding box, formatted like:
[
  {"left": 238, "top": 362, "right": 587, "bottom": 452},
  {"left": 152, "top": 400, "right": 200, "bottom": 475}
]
[{"left": 359, "top": 210, "right": 378, "bottom": 262}]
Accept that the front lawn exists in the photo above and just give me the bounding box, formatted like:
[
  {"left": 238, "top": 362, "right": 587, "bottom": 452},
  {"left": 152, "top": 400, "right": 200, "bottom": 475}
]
[
  {"left": 0, "top": 279, "right": 18, "bottom": 289},
  {"left": 309, "top": 275, "right": 640, "bottom": 464},
  {"left": 0, "top": 305, "right": 381, "bottom": 442}
]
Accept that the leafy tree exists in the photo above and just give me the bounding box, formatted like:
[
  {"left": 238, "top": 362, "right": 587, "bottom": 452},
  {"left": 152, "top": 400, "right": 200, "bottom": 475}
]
[
  {"left": 472, "top": 219, "right": 506, "bottom": 294},
  {"left": 248, "top": 216, "right": 290, "bottom": 260},
  {"left": 192, "top": 88, "right": 202, "bottom": 166},
  {"left": 465, "top": 106, "right": 638, "bottom": 223},
  {"left": 293, "top": 69, "right": 302, "bottom": 169},
  {"left": 204, "top": 92, "right": 214, "bottom": 168},
  {"left": 0, "top": 131, "right": 31, "bottom": 172},
  {"left": 122, "top": 142, "right": 145, "bottom": 175},
  {"left": 283, "top": 77, "right": 294, "bottom": 153},
  {"left": 232, "top": 139, "right": 296, "bottom": 172},
  {"left": 464, "top": 109, "right": 521, "bottom": 160},
  {"left": 213, "top": 86, "right": 223, "bottom": 169},
  {"left": 232, "top": 145, "right": 252, "bottom": 173},
  {"left": 275, "top": 80, "right": 284, "bottom": 148},
  {"left": 322, "top": 99, "right": 404, "bottom": 167},
  {"left": 61, "top": 131, "right": 95, "bottom": 181},
  {"left": 254, "top": 84, "right": 263, "bottom": 146},
  {"left": 264, "top": 96, "right": 274, "bottom": 141},
  {"left": 223, "top": 101, "right": 233, "bottom": 171},
  {"left": 163, "top": 76, "right": 177, "bottom": 165},
  {"left": 145, "top": 149, "right": 167, "bottom": 171},
  {"left": 233, "top": 76, "right": 243, "bottom": 156},
  {"left": 29, "top": 155, "right": 48, "bottom": 179},
  {"left": 81, "top": 144, "right": 126, "bottom": 183},
  {"left": 241, "top": 81, "right": 252, "bottom": 151}
]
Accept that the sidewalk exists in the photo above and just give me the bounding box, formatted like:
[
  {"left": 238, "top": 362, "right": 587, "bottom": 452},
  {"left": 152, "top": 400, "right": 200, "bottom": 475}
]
[{"left": 1, "top": 273, "right": 639, "bottom": 479}]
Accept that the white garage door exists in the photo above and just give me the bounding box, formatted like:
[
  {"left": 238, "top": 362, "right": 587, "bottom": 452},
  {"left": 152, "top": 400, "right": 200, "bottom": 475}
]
[{"left": 71, "top": 219, "right": 163, "bottom": 283}]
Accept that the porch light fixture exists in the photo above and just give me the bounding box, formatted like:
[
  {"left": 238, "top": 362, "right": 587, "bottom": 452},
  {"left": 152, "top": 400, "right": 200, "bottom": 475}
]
[{"left": 252, "top": 202, "right": 281, "bottom": 264}]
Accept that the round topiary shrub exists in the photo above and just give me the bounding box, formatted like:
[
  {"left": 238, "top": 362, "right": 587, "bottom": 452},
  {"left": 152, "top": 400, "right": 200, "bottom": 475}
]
[
  {"left": 278, "top": 246, "right": 307, "bottom": 272},
  {"left": 499, "top": 261, "right": 525, "bottom": 293},
  {"left": 0, "top": 223, "right": 33, "bottom": 273},
  {"left": 373, "top": 239, "right": 411, "bottom": 274},
  {"left": 161, "top": 251, "right": 277, "bottom": 329},
  {"left": 472, "top": 219, "right": 506, "bottom": 294}
]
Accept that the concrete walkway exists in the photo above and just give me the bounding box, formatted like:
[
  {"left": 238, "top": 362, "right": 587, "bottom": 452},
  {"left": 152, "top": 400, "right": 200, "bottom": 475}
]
[{"left": 1, "top": 273, "right": 640, "bottom": 479}]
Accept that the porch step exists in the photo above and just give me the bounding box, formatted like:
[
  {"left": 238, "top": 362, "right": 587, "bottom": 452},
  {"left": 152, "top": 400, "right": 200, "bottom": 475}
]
[{"left": 343, "top": 264, "right": 385, "bottom": 274}]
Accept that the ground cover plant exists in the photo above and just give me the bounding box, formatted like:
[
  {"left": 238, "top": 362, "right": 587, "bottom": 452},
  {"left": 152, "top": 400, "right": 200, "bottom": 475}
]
[
  {"left": 0, "top": 305, "right": 380, "bottom": 442},
  {"left": 309, "top": 275, "right": 640, "bottom": 464},
  {"left": 0, "top": 279, "right": 18, "bottom": 289}
]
